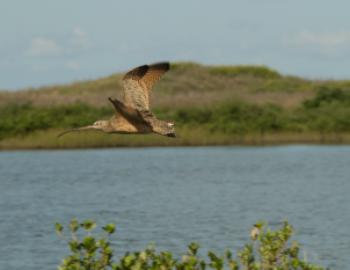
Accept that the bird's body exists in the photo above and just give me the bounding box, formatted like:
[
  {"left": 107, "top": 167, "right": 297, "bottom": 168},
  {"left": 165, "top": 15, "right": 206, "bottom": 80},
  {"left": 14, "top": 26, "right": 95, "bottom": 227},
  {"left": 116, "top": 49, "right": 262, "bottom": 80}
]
[{"left": 58, "top": 62, "right": 176, "bottom": 138}]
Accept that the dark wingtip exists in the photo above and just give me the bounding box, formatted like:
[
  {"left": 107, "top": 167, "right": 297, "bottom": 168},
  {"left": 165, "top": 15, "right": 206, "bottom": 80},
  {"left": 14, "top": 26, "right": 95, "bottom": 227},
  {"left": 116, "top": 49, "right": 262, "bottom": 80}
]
[
  {"left": 123, "top": 62, "right": 170, "bottom": 80},
  {"left": 166, "top": 133, "right": 176, "bottom": 138},
  {"left": 123, "top": 64, "right": 149, "bottom": 80},
  {"left": 152, "top": 62, "right": 170, "bottom": 71}
]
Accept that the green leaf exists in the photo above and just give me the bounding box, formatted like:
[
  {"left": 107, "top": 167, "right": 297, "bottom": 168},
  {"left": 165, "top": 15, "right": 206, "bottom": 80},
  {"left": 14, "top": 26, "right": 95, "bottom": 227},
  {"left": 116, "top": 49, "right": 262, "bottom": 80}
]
[
  {"left": 82, "top": 236, "right": 97, "bottom": 253},
  {"left": 139, "top": 251, "right": 147, "bottom": 261},
  {"left": 112, "top": 263, "right": 120, "bottom": 270},
  {"left": 69, "top": 218, "right": 79, "bottom": 233},
  {"left": 200, "top": 260, "right": 206, "bottom": 270},
  {"left": 208, "top": 251, "right": 220, "bottom": 262},
  {"left": 123, "top": 254, "right": 135, "bottom": 267},
  {"left": 69, "top": 240, "right": 80, "bottom": 253},
  {"left": 225, "top": 250, "right": 232, "bottom": 260},
  {"left": 188, "top": 242, "right": 200, "bottom": 255},
  {"left": 81, "top": 220, "right": 96, "bottom": 231},
  {"left": 103, "top": 223, "right": 116, "bottom": 234},
  {"left": 55, "top": 223, "right": 63, "bottom": 236},
  {"left": 228, "top": 260, "right": 239, "bottom": 270},
  {"left": 97, "top": 239, "right": 107, "bottom": 248}
]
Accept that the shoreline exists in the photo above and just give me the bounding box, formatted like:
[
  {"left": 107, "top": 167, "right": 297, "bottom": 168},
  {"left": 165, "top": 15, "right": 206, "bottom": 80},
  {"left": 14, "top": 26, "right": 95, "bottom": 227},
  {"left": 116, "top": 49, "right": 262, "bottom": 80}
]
[{"left": 1, "top": 129, "right": 350, "bottom": 150}]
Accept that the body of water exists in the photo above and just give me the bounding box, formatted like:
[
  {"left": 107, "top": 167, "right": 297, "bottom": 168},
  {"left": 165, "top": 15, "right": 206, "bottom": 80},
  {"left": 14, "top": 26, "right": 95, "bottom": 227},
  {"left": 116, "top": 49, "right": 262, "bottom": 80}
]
[{"left": 0, "top": 146, "right": 349, "bottom": 269}]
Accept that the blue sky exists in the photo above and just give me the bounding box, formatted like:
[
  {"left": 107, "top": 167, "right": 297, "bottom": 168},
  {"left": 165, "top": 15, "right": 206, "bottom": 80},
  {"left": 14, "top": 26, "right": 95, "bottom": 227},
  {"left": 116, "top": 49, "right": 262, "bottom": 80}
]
[{"left": 1, "top": 0, "right": 350, "bottom": 90}]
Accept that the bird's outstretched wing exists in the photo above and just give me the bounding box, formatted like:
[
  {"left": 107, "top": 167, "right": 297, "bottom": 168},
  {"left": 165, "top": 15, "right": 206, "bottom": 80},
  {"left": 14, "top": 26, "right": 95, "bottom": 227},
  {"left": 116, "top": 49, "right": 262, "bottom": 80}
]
[
  {"left": 122, "top": 62, "right": 170, "bottom": 110},
  {"left": 108, "top": 97, "right": 148, "bottom": 125}
]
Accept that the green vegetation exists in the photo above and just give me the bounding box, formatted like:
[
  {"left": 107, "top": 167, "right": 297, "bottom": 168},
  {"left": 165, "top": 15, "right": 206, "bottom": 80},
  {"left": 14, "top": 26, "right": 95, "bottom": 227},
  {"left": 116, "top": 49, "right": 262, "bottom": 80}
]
[
  {"left": 169, "top": 86, "right": 350, "bottom": 135},
  {"left": 1, "top": 63, "right": 350, "bottom": 149},
  {"left": 208, "top": 65, "right": 282, "bottom": 79},
  {"left": 55, "top": 219, "right": 325, "bottom": 270},
  {"left": 0, "top": 103, "right": 110, "bottom": 140}
]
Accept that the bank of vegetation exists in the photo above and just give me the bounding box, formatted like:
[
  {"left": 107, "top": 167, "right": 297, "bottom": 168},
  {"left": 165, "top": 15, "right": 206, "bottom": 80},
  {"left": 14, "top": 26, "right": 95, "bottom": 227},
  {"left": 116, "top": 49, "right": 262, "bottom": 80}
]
[
  {"left": 1, "top": 63, "right": 350, "bottom": 149},
  {"left": 55, "top": 219, "right": 325, "bottom": 270}
]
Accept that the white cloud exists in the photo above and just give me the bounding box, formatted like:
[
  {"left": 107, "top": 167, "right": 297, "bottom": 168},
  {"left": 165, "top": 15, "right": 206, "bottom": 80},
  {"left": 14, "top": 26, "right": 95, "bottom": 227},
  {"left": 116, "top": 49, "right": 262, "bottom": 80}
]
[
  {"left": 65, "top": 60, "right": 80, "bottom": 70},
  {"left": 27, "top": 37, "right": 62, "bottom": 56},
  {"left": 284, "top": 30, "right": 350, "bottom": 57},
  {"left": 291, "top": 31, "right": 350, "bottom": 47},
  {"left": 71, "top": 26, "right": 89, "bottom": 49},
  {"left": 27, "top": 27, "right": 89, "bottom": 58}
]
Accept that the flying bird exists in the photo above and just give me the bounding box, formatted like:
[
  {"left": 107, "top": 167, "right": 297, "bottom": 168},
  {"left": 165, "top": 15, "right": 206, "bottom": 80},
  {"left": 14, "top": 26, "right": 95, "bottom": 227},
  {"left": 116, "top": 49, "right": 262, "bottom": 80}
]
[{"left": 58, "top": 62, "right": 176, "bottom": 138}]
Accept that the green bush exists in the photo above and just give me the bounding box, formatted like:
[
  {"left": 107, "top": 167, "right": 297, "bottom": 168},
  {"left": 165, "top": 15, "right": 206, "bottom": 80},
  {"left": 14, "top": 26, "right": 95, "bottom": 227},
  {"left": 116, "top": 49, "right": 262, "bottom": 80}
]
[
  {"left": 56, "top": 220, "right": 325, "bottom": 270},
  {"left": 0, "top": 103, "right": 111, "bottom": 139},
  {"left": 171, "top": 103, "right": 286, "bottom": 134},
  {"left": 208, "top": 65, "right": 281, "bottom": 79},
  {"left": 2, "top": 92, "right": 350, "bottom": 141},
  {"left": 303, "top": 86, "right": 350, "bottom": 109},
  {"left": 301, "top": 87, "right": 350, "bottom": 132}
]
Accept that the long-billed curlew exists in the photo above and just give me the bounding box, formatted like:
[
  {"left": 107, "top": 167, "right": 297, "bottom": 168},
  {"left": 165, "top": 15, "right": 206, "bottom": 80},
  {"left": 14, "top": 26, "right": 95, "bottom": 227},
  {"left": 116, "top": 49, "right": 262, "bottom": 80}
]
[{"left": 58, "top": 62, "right": 176, "bottom": 138}]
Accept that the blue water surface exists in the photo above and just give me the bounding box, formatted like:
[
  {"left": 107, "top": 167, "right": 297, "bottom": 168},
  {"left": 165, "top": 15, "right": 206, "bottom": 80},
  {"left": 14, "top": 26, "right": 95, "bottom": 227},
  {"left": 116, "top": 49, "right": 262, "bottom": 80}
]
[{"left": 0, "top": 146, "right": 349, "bottom": 269}]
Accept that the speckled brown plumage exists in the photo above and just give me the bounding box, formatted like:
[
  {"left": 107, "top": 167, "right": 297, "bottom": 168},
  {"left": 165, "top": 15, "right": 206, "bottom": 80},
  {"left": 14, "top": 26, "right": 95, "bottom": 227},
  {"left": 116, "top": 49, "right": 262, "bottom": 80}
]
[
  {"left": 58, "top": 62, "right": 176, "bottom": 138},
  {"left": 122, "top": 62, "right": 170, "bottom": 110}
]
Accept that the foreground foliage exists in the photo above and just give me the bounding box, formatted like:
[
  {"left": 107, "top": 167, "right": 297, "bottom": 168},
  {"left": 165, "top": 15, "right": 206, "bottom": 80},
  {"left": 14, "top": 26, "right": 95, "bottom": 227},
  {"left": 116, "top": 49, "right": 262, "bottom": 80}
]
[{"left": 56, "top": 220, "right": 325, "bottom": 270}]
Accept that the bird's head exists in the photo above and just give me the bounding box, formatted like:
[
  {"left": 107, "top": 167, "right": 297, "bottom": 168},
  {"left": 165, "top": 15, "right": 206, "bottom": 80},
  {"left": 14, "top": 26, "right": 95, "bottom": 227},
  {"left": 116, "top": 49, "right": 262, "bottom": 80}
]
[
  {"left": 92, "top": 120, "right": 109, "bottom": 129},
  {"left": 165, "top": 122, "right": 176, "bottom": 137}
]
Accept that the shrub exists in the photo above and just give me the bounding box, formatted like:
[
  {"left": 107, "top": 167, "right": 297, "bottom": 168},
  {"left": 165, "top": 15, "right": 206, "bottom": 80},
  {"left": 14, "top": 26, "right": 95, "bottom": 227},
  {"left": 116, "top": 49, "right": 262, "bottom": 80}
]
[
  {"left": 301, "top": 87, "right": 350, "bottom": 132},
  {"left": 56, "top": 220, "right": 325, "bottom": 270},
  {"left": 208, "top": 65, "right": 281, "bottom": 79},
  {"left": 0, "top": 103, "right": 111, "bottom": 139},
  {"left": 2, "top": 93, "right": 350, "bottom": 141},
  {"left": 303, "top": 86, "right": 350, "bottom": 109}
]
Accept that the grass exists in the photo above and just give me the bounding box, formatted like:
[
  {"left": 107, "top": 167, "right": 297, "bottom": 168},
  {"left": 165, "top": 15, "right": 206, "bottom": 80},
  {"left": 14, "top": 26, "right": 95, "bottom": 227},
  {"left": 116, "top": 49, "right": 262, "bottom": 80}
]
[
  {"left": 0, "top": 62, "right": 314, "bottom": 109},
  {"left": 1, "top": 63, "right": 350, "bottom": 149},
  {"left": 2, "top": 127, "right": 350, "bottom": 150},
  {"left": 207, "top": 65, "right": 282, "bottom": 79}
]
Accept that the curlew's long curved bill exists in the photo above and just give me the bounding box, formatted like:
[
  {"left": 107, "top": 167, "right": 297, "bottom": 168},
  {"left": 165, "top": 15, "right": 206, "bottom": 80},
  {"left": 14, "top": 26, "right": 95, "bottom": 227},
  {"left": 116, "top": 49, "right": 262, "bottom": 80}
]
[{"left": 57, "top": 125, "right": 95, "bottom": 138}]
